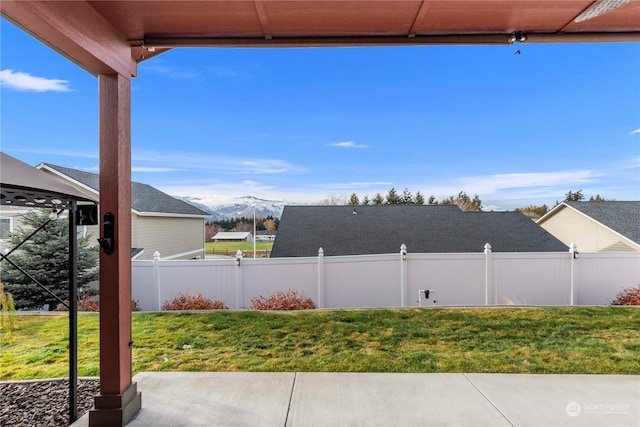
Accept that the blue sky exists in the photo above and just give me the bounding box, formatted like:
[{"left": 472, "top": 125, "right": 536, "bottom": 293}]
[{"left": 1, "top": 18, "right": 639, "bottom": 211}]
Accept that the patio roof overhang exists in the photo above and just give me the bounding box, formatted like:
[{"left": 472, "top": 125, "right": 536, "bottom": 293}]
[
  {"left": 1, "top": 152, "right": 96, "bottom": 208},
  {"left": 2, "top": 0, "right": 640, "bottom": 78},
  {"left": 1, "top": 1, "right": 638, "bottom": 426}
]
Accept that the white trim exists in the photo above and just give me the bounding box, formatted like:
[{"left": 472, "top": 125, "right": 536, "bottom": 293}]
[
  {"left": 132, "top": 249, "right": 145, "bottom": 260},
  {"left": 131, "top": 210, "right": 209, "bottom": 219},
  {"left": 161, "top": 248, "right": 205, "bottom": 260},
  {"left": 36, "top": 163, "right": 100, "bottom": 197}
]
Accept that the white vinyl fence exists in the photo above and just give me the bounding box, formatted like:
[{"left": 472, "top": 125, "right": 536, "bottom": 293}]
[{"left": 132, "top": 246, "right": 640, "bottom": 311}]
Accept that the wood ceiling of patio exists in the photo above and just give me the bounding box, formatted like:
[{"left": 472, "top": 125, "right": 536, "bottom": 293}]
[{"left": 84, "top": 0, "right": 640, "bottom": 54}]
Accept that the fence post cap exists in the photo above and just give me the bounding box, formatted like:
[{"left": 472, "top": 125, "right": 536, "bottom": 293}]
[
  {"left": 153, "top": 251, "right": 161, "bottom": 259},
  {"left": 318, "top": 247, "right": 324, "bottom": 256},
  {"left": 484, "top": 243, "right": 492, "bottom": 252}
]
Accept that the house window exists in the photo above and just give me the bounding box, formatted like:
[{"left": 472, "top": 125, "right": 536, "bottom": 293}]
[
  {"left": 77, "top": 225, "right": 88, "bottom": 239},
  {"left": 0, "top": 218, "right": 12, "bottom": 240}
]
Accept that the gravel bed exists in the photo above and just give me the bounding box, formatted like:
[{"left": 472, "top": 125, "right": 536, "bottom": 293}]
[{"left": 0, "top": 378, "right": 99, "bottom": 427}]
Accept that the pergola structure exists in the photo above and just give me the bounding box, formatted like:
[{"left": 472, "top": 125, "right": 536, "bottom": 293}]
[
  {"left": 0, "top": 152, "right": 97, "bottom": 423},
  {"left": 1, "top": 1, "right": 639, "bottom": 425}
]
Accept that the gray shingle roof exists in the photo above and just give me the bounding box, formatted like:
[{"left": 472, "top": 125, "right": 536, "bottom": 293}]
[
  {"left": 565, "top": 201, "right": 640, "bottom": 244},
  {"left": 41, "top": 164, "right": 209, "bottom": 216},
  {"left": 271, "top": 205, "right": 568, "bottom": 257}
]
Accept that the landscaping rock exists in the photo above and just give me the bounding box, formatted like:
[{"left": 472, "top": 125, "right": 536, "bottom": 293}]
[{"left": 0, "top": 378, "right": 99, "bottom": 427}]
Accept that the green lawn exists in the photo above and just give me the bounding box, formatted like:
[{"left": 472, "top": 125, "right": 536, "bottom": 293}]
[
  {"left": 1, "top": 307, "right": 638, "bottom": 380},
  {"left": 206, "top": 241, "right": 273, "bottom": 256}
]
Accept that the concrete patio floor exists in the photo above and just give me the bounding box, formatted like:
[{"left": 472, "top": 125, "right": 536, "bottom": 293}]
[{"left": 72, "top": 372, "right": 639, "bottom": 427}]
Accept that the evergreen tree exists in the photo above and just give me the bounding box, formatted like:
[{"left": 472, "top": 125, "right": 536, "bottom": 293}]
[
  {"left": 385, "top": 187, "right": 400, "bottom": 204},
  {"left": 361, "top": 195, "right": 370, "bottom": 206},
  {"left": 425, "top": 191, "right": 482, "bottom": 211},
  {"left": 565, "top": 190, "right": 584, "bottom": 202},
  {"left": 400, "top": 188, "right": 413, "bottom": 204},
  {"left": 372, "top": 193, "right": 384, "bottom": 205},
  {"left": 348, "top": 193, "right": 359, "bottom": 206},
  {"left": 414, "top": 191, "right": 425, "bottom": 205},
  {"left": 589, "top": 194, "right": 613, "bottom": 202},
  {"left": 0, "top": 209, "right": 98, "bottom": 310}
]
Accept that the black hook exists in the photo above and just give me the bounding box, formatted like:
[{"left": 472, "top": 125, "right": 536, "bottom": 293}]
[{"left": 98, "top": 212, "right": 115, "bottom": 255}]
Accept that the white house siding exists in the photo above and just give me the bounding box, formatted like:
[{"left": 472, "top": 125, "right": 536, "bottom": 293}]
[
  {"left": 133, "top": 216, "right": 205, "bottom": 260},
  {"left": 0, "top": 207, "right": 99, "bottom": 253},
  {"left": 540, "top": 208, "right": 638, "bottom": 252}
]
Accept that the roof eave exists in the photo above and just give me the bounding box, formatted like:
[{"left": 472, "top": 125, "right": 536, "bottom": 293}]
[{"left": 132, "top": 210, "right": 209, "bottom": 219}]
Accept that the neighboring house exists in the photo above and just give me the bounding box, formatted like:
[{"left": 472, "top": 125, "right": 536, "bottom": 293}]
[
  {"left": 255, "top": 230, "right": 277, "bottom": 242},
  {"left": 31, "top": 163, "right": 210, "bottom": 260},
  {"left": 0, "top": 206, "right": 33, "bottom": 254},
  {"left": 213, "top": 231, "right": 253, "bottom": 242},
  {"left": 537, "top": 201, "right": 640, "bottom": 252},
  {"left": 271, "top": 205, "right": 567, "bottom": 257}
]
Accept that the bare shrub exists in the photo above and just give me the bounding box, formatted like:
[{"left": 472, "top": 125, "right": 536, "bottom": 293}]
[
  {"left": 611, "top": 286, "right": 640, "bottom": 306},
  {"left": 250, "top": 289, "right": 316, "bottom": 311},
  {"left": 55, "top": 296, "right": 100, "bottom": 312},
  {"left": 161, "top": 292, "right": 227, "bottom": 311}
]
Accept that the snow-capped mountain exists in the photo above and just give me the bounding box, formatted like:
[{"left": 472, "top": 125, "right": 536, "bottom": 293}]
[{"left": 177, "top": 195, "right": 286, "bottom": 221}]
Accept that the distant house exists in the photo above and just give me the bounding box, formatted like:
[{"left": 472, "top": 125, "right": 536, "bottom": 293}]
[
  {"left": 255, "top": 230, "right": 277, "bottom": 242},
  {"left": 270, "top": 205, "right": 567, "bottom": 257},
  {"left": 537, "top": 201, "right": 640, "bottom": 252},
  {"left": 31, "top": 163, "right": 211, "bottom": 260},
  {"left": 213, "top": 231, "right": 253, "bottom": 242}
]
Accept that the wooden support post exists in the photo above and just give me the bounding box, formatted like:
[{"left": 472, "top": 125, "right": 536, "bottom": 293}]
[{"left": 90, "top": 73, "right": 141, "bottom": 426}]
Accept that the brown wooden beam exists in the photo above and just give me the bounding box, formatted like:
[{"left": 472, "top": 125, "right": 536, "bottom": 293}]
[
  {"left": 144, "top": 32, "right": 640, "bottom": 48},
  {"left": 146, "top": 34, "right": 512, "bottom": 48},
  {"left": 89, "top": 73, "right": 141, "bottom": 426},
  {"left": 1, "top": 0, "right": 135, "bottom": 77},
  {"left": 526, "top": 32, "right": 640, "bottom": 43}
]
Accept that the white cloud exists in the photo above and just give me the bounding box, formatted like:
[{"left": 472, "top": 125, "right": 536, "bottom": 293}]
[
  {"left": 132, "top": 166, "right": 183, "bottom": 173},
  {"left": 326, "top": 141, "right": 370, "bottom": 149},
  {"left": 132, "top": 149, "right": 306, "bottom": 175},
  {"left": 0, "top": 69, "right": 71, "bottom": 92},
  {"left": 456, "top": 170, "right": 599, "bottom": 195},
  {"left": 6, "top": 147, "right": 97, "bottom": 159},
  {"left": 324, "top": 181, "right": 392, "bottom": 190},
  {"left": 208, "top": 66, "right": 248, "bottom": 79},
  {"left": 141, "top": 64, "right": 199, "bottom": 79},
  {"left": 405, "top": 170, "right": 605, "bottom": 210},
  {"left": 630, "top": 128, "right": 640, "bottom": 135},
  {"left": 158, "top": 182, "right": 284, "bottom": 206}
]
